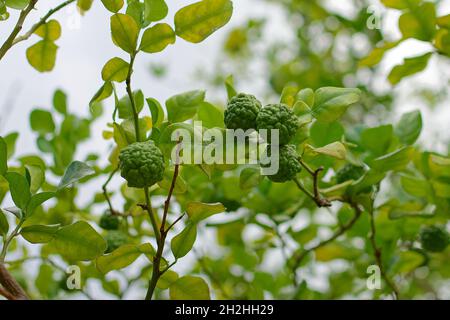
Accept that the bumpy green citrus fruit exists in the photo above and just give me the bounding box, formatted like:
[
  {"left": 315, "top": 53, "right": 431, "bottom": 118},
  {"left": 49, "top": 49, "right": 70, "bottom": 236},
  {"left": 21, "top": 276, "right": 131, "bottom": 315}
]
[
  {"left": 119, "top": 140, "right": 165, "bottom": 188},
  {"left": 99, "top": 211, "right": 120, "bottom": 230},
  {"left": 224, "top": 93, "right": 262, "bottom": 130},
  {"left": 336, "top": 164, "right": 365, "bottom": 184},
  {"left": 104, "top": 231, "right": 128, "bottom": 253},
  {"left": 420, "top": 226, "right": 449, "bottom": 253},
  {"left": 256, "top": 104, "right": 299, "bottom": 145},
  {"left": 262, "top": 144, "right": 302, "bottom": 183}
]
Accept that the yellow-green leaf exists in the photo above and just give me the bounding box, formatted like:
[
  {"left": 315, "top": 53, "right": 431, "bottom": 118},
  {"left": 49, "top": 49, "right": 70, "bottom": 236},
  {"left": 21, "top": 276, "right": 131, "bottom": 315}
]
[
  {"left": 101, "top": 0, "right": 124, "bottom": 13},
  {"left": 140, "top": 23, "right": 175, "bottom": 53},
  {"left": 174, "top": 0, "right": 233, "bottom": 43},
  {"left": 186, "top": 202, "right": 225, "bottom": 222},
  {"left": 26, "top": 40, "right": 58, "bottom": 72},
  {"left": 110, "top": 13, "right": 139, "bottom": 53},
  {"left": 169, "top": 276, "right": 210, "bottom": 300},
  {"left": 97, "top": 243, "right": 154, "bottom": 274},
  {"left": 101, "top": 57, "right": 129, "bottom": 82},
  {"left": 34, "top": 20, "right": 61, "bottom": 41}
]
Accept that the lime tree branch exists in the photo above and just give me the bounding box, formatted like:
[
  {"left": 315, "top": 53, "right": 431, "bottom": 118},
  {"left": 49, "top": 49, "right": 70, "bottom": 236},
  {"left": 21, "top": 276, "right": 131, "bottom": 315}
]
[
  {"left": 12, "top": 0, "right": 77, "bottom": 46},
  {"left": 0, "top": 0, "right": 76, "bottom": 60},
  {"left": 289, "top": 203, "right": 362, "bottom": 287},
  {"left": 0, "top": 0, "right": 38, "bottom": 60},
  {"left": 146, "top": 157, "right": 181, "bottom": 300},
  {"left": 368, "top": 206, "right": 399, "bottom": 299},
  {"left": 125, "top": 53, "right": 142, "bottom": 143},
  {"left": 102, "top": 167, "right": 118, "bottom": 215},
  {"left": 0, "top": 220, "right": 28, "bottom": 300},
  {"left": 0, "top": 263, "right": 28, "bottom": 300}
]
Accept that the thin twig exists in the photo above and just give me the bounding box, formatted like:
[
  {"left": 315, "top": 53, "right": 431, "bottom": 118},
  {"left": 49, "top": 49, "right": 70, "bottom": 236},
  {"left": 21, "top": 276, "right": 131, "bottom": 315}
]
[
  {"left": 125, "top": 53, "right": 141, "bottom": 142},
  {"left": 12, "top": 0, "right": 77, "bottom": 45},
  {"left": 166, "top": 213, "right": 185, "bottom": 234},
  {"left": 290, "top": 203, "right": 362, "bottom": 287},
  {"left": 368, "top": 206, "right": 399, "bottom": 300},
  {"left": 0, "top": 0, "right": 38, "bottom": 60},
  {"left": 296, "top": 160, "right": 331, "bottom": 207},
  {"left": 146, "top": 156, "right": 181, "bottom": 300},
  {"left": 102, "top": 168, "right": 118, "bottom": 214}
]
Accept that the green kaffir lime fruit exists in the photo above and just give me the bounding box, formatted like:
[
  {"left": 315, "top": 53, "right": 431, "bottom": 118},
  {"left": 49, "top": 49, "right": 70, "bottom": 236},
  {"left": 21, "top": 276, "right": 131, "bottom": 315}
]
[
  {"left": 256, "top": 104, "right": 299, "bottom": 145},
  {"left": 119, "top": 140, "right": 165, "bottom": 188},
  {"left": 224, "top": 93, "right": 262, "bottom": 130},
  {"left": 262, "top": 144, "right": 302, "bottom": 183},
  {"left": 336, "top": 164, "right": 366, "bottom": 184},
  {"left": 99, "top": 211, "right": 120, "bottom": 230},
  {"left": 420, "top": 226, "right": 449, "bottom": 253},
  {"left": 104, "top": 231, "right": 128, "bottom": 253}
]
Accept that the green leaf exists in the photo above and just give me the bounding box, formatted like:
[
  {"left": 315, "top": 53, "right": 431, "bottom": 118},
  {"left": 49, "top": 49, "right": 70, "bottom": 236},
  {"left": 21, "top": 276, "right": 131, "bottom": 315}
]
[
  {"left": 370, "top": 147, "right": 414, "bottom": 172},
  {"left": 5, "top": 0, "right": 29, "bottom": 10},
  {"left": 90, "top": 81, "right": 113, "bottom": 107},
  {"left": 381, "top": 0, "right": 420, "bottom": 10},
  {"left": 392, "top": 250, "right": 425, "bottom": 274},
  {"left": 400, "top": 175, "right": 431, "bottom": 198},
  {"left": 144, "top": 0, "right": 168, "bottom": 22},
  {"left": 77, "top": 0, "right": 93, "bottom": 12},
  {"left": 53, "top": 89, "right": 67, "bottom": 114},
  {"left": 239, "top": 167, "right": 262, "bottom": 190},
  {"left": 197, "top": 102, "right": 224, "bottom": 128},
  {"left": 26, "top": 192, "right": 55, "bottom": 217},
  {"left": 34, "top": 20, "right": 61, "bottom": 41},
  {"left": 169, "top": 275, "right": 210, "bottom": 300},
  {"left": 101, "top": 57, "right": 129, "bottom": 82},
  {"left": 26, "top": 165, "right": 45, "bottom": 194},
  {"left": 166, "top": 90, "right": 205, "bottom": 123},
  {"left": 1, "top": 207, "right": 22, "bottom": 220},
  {"left": 171, "top": 221, "right": 197, "bottom": 259},
  {"left": 58, "top": 161, "right": 95, "bottom": 190},
  {"left": 437, "top": 14, "right": 450, "bottom": 28},
  {"left": 312, "top": 87, "right": 361, "bottom": 123},
  {"left": 388, "top": 53, "right": 433, "bottom": 85},
  {"left": 305, "top": 142, "right": 346, "bottom": 160},
  {"left": 146, "top": 98, "right": 165, "bottom": 127},
  {"left": 5, "top": 172, "right": 31, "bottom": 210},
  {"left": 395, "top": 110, "right": 422, "bottom": 145},
  {"left": 139, "top": 23, "right": 175, "bottom": 53},
  {"left": 280, "top": 85, "right": 299, "bottom": 107},
  {"left": 174, "top": 0, "right": 233, "bottom": 43},
  {"left": 35, "top": 264, "right": 57, "bottom": 298},
  {"left": 3, "top": 132, "right": 18, "bottom": 159},
  {"left": 0, "top": 137, "right": 7, "bottom": 176},
  {"left": 186, "top": 202, "right": 225, "bottom": 223},
  {"left": 26, "top": 40, "right": 58, "bottom": 72},
  {"left": 157, "top": 270, "right": 179, "bottom": 289},
  {"left": 118, "top": 90, "right": 144, "bottom": 119},
  {"left": 110, "top": 13, "right": 139, "bottom": 53},
  {"left": 361, "top": 125, "right": 393, "bottom": 156},
  {"left": 0, "top": 209, "right": 9, "bottom": 237},
  {"left": 53, "top": 221, "right": 107, "bottom": 261},
  {"left": 359, "top": 40, "right": 402, "bottom": 67},
  {"left": 97, "top": 243, "right": 154, "bottom": 274},
  {"left": 21, "top": 224, "right": 59, "bottom": 244},
  {"left": 101, "top": 0, "right": 124, "bottom": 13},
  {"left": 29, "top": 109, "right": 56, "bottom": 134},
  {"left": 224, "top": 75, "right": 237, "bottom": 100},
  {"left": 399, "top": 2, "right": 436, "bottom": 41},
  {"left": 310, "top": 121, "right": 344, "bottom": 147}
]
